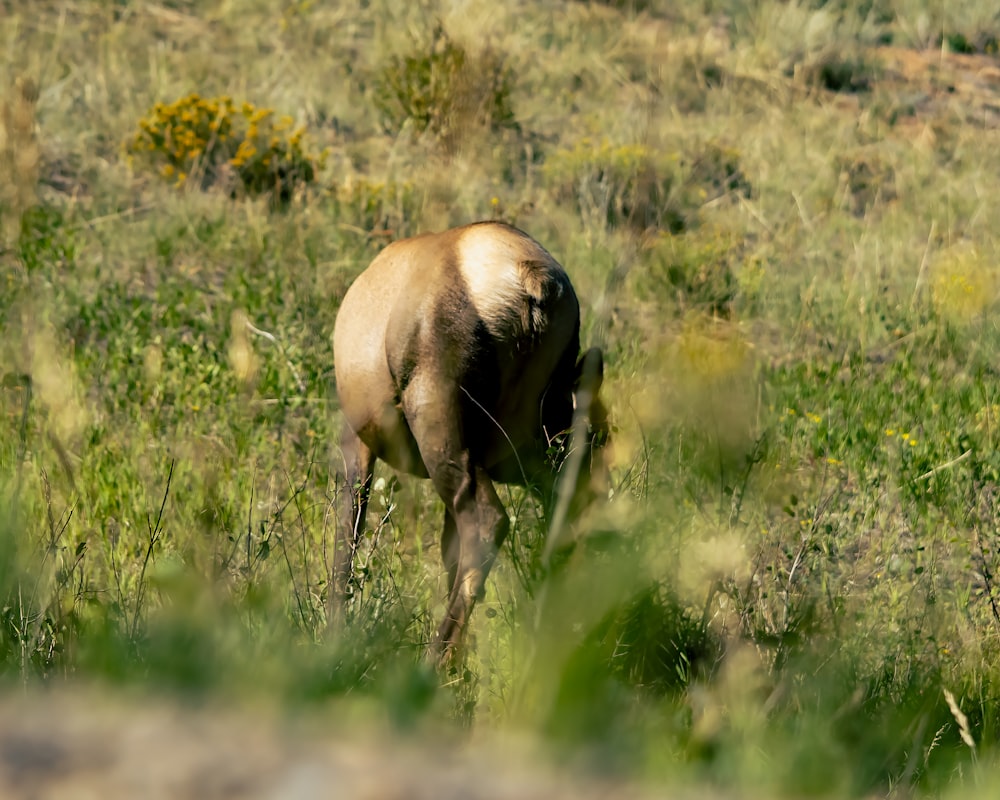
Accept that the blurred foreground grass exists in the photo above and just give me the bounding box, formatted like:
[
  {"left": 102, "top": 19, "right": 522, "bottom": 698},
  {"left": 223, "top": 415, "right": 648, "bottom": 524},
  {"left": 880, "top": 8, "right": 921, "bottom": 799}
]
[{"left": 3, "top": 1, "right": 1000, "bottom": 796}]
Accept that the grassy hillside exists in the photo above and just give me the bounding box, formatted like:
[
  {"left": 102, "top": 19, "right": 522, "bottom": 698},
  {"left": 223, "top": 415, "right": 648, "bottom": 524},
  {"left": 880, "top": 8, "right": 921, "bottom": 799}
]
[{"left": 3, "top": 1, "right": 1000, "bottom": 796}]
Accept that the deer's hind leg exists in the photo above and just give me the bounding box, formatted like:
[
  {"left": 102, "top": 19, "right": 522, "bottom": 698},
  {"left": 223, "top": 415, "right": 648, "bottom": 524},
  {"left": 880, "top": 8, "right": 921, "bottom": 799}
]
[
  {"left": 402, "top": 377, "right": 509, "bottom": 662},
  {"left": 433, "top": 461, "right": 509, "bottom": 661}
]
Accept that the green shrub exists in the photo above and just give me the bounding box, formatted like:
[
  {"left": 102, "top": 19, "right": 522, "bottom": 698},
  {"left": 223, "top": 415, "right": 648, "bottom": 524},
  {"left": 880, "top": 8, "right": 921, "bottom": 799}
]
[
  {"left": 941, "top": 30, "right": 999, "bottom": 54},
  {"left": 129, "top": 93, "right": 326, "bottom": 203},
  {"left": 579, "top": 0, "right": 653, "bottom": 12},
  {"left": 544, "top": 139, "right": 683, "bottom": 233},
  {"left": 835, "top": 150, "right": 896, "bottom": 216},
  {"left": 599, "top": 583, "right": 715, "bottom": 693},
  {"left": 686, "top": 140, "right": 752, "bottom": 203},
  {"left": 794, "top": 49, "right": 879, "bottom": 93},
  {"left": 372, "top": 24, "right": 518, "bottom": 152},
  {"left": 639, "top": 225, "right": 741, "bottom": 314},
  {"left": 335, "top": 178, "right": 421, "bottom": 237},
  {"left": 17, "top": 204, "right": 76, "bottom": 275},
  {"left": 658, "top": 50, "right": 729, "bottom": 114},
  {"left": 544, "top": 138, "right": 750, "bottom": 234}
]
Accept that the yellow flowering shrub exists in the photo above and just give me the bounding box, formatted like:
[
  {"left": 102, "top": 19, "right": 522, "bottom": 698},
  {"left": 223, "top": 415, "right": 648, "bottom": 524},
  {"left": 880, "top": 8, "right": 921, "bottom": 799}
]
[
  {"left": 931, "top": 245, "right": 996, "bottom": 323},
  {"left": 129, "top": 93, "right": 325, "bottom": 202}
]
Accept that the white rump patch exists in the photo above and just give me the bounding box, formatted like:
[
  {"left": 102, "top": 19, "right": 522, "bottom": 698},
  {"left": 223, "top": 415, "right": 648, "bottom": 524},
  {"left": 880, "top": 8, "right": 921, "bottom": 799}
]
[{"left": 455, "top": 227, "right": 566, "bottom": 337}]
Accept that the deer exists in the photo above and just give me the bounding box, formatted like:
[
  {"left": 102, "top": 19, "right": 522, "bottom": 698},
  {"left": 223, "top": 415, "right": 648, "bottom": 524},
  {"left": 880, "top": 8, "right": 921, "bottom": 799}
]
[{"left": 331, "top": 221, "right": 609, "bottom": 662}]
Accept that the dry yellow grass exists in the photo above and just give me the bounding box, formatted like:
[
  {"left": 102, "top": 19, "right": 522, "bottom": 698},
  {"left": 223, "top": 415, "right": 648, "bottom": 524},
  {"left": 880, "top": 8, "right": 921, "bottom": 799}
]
[{"left": 0, "top": 75, "right": 39, "bottom": 242}]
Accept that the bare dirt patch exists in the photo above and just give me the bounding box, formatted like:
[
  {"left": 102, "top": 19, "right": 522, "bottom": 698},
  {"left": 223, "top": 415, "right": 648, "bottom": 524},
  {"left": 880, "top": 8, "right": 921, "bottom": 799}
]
[
  {"left": 875, "top": 45, "right": 1000, "bottom": 128},
  {"left": 0, "top": 688, "right": 671, "bottom": 800}
]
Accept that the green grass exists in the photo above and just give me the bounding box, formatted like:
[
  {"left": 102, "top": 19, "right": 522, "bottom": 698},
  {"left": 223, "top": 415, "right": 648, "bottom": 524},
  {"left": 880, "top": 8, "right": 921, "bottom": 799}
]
[{"left": 3, "top": 0, "right": 1000, "bottom": 796}]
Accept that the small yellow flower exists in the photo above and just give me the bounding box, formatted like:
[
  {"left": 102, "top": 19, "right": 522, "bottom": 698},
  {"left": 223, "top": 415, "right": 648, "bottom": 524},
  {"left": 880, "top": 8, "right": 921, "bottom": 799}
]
[
  {"left": 235, "top": 140, "right": 257, "bottom": 159},
  {"left": 806, "top": 412, "right": 821, "bottom": 424},
  {"left": 885, "top": 428, "right": 895, "bottom": 437}
]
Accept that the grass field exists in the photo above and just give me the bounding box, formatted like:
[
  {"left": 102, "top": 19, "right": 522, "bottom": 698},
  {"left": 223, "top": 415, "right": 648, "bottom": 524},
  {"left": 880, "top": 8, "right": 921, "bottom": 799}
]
[{"left": 3, "top": 1, "right": 1000, "bottom": 796}]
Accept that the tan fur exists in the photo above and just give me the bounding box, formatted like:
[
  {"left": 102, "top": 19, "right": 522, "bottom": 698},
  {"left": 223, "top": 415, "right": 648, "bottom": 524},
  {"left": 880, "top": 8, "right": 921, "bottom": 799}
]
[{"left": 331, "top": 222, "right": 608, "bottom": 662}]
